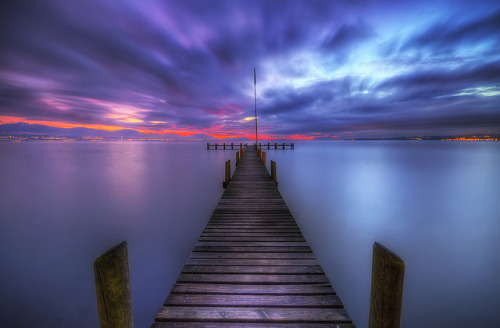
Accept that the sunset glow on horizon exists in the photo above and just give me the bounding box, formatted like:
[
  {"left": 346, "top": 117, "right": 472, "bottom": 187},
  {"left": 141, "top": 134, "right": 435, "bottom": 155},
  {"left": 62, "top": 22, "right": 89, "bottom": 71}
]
[{"left": 1, "top": 0, "right": 499, "bottom": 139}]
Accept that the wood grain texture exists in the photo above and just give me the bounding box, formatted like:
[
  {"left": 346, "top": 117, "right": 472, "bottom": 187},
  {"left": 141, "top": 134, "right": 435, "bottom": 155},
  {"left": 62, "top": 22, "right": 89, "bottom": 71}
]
[
  {"left": 151, "top": 149, "right": 354, "bottom": 327},
  {"left": 369, "top": 242, "right": 405, "bottom": 328}
]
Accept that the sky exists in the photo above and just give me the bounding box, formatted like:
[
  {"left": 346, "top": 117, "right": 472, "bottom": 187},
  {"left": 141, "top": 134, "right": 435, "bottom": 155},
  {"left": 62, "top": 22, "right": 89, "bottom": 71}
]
[{"left": 1, "top": 0, "right": 499, "bottom": 139}]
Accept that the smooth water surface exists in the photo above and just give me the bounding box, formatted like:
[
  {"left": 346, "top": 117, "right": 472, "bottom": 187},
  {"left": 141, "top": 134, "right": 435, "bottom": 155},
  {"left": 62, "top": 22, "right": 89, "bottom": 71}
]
[
  {"left": 0, "top": 142, "right": 233, "bottom": 328},
  {"left": 266, "top": 141, "right": 500, "bottom": 328},
  {"left": 1, "top": 141, "right": 499, "bottom": 327}
]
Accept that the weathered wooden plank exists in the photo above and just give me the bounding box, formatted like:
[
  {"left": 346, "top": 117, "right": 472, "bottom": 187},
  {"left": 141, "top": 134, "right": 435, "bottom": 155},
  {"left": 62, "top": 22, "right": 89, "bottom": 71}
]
[
  {"left": 170, "top": 283, "right": 336, "bottom": 295},
  {"left": 195, "top": 242, "right": 309, "bottom": 247},
  {"left": 203, "top": 228, "right": 302, "bottom": 233},
  {"left": 165, "top": 294, "right": 343, "bottom": 307},
  {"left": 155, "top": 306, "right": 351, "bottom": 323},
  {"left": 188, "top": 252, "right": 317, "bottom": 259},
  {"left": 184, "top": 258, "right": 319, "bottom": 266},
  {"left": 198, "top": 236, "right": 306, "bottom": 242},
  {"left": 152, "top": 323, "right": 356, "bottom": 328},
  {"left": 181, "top": 264, "right": 324, "bottom": 274},
  {"left": 192, "top": 246, "right": 313, "bottom": 253},
  {"left": 176, "top": 273, "right": 330, "bottom": 284},
  {"left": 200, "top": 232, "right": 304, "bottom": 237}
]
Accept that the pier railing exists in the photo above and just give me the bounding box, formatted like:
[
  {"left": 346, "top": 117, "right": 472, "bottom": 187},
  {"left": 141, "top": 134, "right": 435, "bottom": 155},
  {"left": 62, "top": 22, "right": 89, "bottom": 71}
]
[{"left": 207, "top": 142, "right": 294, "bottom": 150}]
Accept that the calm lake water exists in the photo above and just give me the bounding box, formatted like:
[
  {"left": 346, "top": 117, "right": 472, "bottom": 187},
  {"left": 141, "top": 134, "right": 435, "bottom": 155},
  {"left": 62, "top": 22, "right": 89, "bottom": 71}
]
[{"left": 1, "top": 141, "right": 499, "bottom": 327}]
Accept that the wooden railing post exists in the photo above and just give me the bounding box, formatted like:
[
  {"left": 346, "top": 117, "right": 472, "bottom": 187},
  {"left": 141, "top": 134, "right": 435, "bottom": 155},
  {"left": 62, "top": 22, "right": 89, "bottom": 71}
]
[
  {"left": 369, "top": 242, "right": 405, "bottom": 328},
  {"left": 223, "top": 160, "right": 231, "bottom": 188},
  {"left": 206, "top": 143, "right": 209, "bottom": 150},
  {"left": 231, "top": 143, "right": 233, "bottom": 150},
  {"left": 240, "top": 148, "right": 244, "bottom": 158},
  {"left": 94, "top": 241, "right": 133, "bottom": 328},
  {"left": 236, "top": 151, "right": 240, "bottom": 166},
  {"left": 257, "top": 148, "right": 261, "bottom": 158},
  {"left": 262, "top": 151, "right": 266, "bottom": 166},
  {"left": 270, "top": 160, "right": 277, "bottom": 186},
  {"left": 215, "top": 143, "right": 218, "bottom": 150}
]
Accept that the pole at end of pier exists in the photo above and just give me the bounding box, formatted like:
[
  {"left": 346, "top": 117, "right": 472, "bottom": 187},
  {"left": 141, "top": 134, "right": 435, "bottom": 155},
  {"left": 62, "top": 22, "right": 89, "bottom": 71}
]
[
  {"left": 254, "top": 68, "right": 258, "bottom": 146},
  {"left": 94, "top": 241, "right": 134, "bottom": 328},
  {"left": 369, "top": 242, "right": 405, "bottom": 328}
]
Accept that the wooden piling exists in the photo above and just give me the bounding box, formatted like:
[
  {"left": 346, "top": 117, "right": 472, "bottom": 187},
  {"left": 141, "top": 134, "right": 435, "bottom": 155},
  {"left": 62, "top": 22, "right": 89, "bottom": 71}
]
[
  {"left": 240, "top": 148, "right": 244, "bottom": 158},
  {"left": 231, "top": 143, "right": 234, "bottom": 150},
  {"left": 206, "top": 143, "right": 209, "bottom": 150},
  {"left": 369, "top": 242, "right": 405, "bottom": 328},
  {"left": 215, "top": 143, "right": 218, "bottom": 150},
  {"left": 94, "top": 241, "right": 133, "bottom": 328},
  {"left": 236, "top": 151, "right": 240, "bottom": 166},
  {"left": 223, "top": 143, "right": 226, "bottom": 150},
  {"left": 257, "top": 148, "right": 261, "bottom": 158},
  {"left": 262, "top": 151, "right": 266, "bottom": 166},
  {"left": 223, "top": 160, "right": 231, "bottom": 188},
  {"left": 274, "top": 142, "right": 277, "bottom": 149},
  {"left": 271, "top": 160, "right": 277, "bottom": 185}
]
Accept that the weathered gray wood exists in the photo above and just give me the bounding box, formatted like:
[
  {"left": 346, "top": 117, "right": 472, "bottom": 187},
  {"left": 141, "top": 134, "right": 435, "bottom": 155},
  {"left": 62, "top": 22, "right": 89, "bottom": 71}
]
[
  {"left": 152, "top": 323, "right": 355, "bottom": 328},
  {"left": 94, "top": 241, "right": 133, "bottom": 328},
  {"left": 271, "top": 160, "right": 277, "bottom": 185},
  {"left": 165, "top": 294, "right": 343, "bottom": 307},
  {"left": 369, "top": 242, "right": 405, "bottom": 328},
  {"left": 170, "top": 283, "right": 336, "bottom": 295},
  {"left": 155, "top": 306, "right": 351, "bottom": 323},
  {"left": 181, "top": 264, "right": 324, "bottom": 274},
  {"left": 176, "top": 273, "right": 330, "bottom": 284},
  {"left": 188, "top": 252, "right": 317, "bottom": 259},
  {"left": 223, "top": 160, "right": 231, "bottom": 188}
]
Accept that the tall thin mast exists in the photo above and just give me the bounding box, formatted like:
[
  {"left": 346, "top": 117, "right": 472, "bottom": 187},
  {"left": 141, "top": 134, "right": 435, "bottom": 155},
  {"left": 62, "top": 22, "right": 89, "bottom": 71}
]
[{"left": 254, "top": 68, "right": 258, "bottom": 146}]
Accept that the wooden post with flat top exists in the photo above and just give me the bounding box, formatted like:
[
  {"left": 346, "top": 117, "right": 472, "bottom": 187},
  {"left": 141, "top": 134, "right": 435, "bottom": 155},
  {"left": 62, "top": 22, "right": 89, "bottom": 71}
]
[
  {"left": 270, "top": 160, "right": 277, "bottom": 186},
  {"left": 236, "top": 151, "right": 240, "bottom": 166},
  {"left": 262, "top": 151, "right": 266, "bottom": 167},
  {"left": 369, "top": 242, "right": 405, "bottom": 328},
  {"left": 223, "top": 160, "right": 231, "bottom": 188},
  {"left": 94, "top": 241, "right": 133, "bottom": 328}
]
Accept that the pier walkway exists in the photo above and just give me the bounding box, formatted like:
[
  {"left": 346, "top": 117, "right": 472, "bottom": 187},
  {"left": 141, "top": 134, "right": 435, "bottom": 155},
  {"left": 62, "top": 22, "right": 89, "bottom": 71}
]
[{"left": 151, "top": 149, "right": 355, "bottom": 327}]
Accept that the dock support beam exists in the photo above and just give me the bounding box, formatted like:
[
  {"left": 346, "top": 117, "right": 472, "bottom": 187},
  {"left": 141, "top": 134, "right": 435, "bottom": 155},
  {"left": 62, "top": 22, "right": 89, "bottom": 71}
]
[
  {"left": 270, "top": 160, "right": 277, "bottom": 185},
  {"left": 223, "top": 160, "right": 231, "bottom": 188},
  {"left": 262, "top": 151, "right": 266, "bottom": 167},
  {"left": 94, "top": 241, "right": 134, "bottom": 328},
  {"left": 369, "top": 242, "right": 405, "bottom": 328}
]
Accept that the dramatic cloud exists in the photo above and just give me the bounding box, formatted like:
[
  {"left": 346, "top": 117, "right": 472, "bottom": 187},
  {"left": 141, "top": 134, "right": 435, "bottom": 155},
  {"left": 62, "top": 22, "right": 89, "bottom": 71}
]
[{"left": 1, "top": 0, "right": 499, "bottom": 138}]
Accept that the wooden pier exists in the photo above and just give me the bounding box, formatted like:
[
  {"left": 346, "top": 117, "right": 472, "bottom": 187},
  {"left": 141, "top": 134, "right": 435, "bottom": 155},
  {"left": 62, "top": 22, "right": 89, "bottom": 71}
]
[
  {"left": 207, "top": 142, "right": 294, "bottom": 150},
  {"left": 151, "top": 148, "right": 354, "bottom": 327}
]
